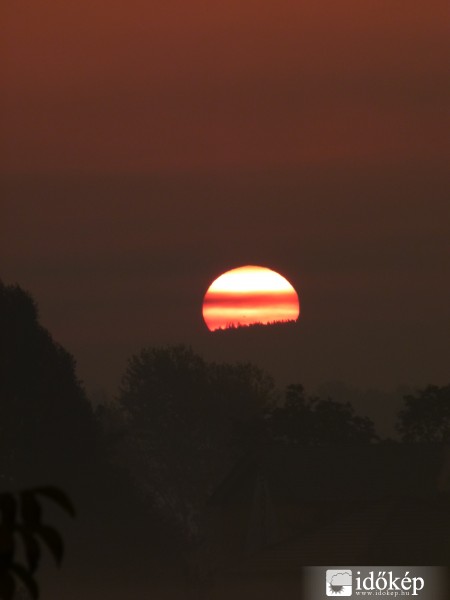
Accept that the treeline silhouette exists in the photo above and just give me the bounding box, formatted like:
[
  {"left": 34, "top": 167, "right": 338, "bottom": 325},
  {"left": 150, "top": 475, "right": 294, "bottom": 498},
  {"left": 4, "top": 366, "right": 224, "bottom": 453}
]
[
  {"left": 213, "top": 320, "right": 298, "bottom": 332},
  {"left": 1, "top": 281, "right": 449, "bottom": 599}
]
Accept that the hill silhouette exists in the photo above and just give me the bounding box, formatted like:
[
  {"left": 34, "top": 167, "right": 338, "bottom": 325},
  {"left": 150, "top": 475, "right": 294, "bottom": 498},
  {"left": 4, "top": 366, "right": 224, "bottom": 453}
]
[{"left": 196, "top": 318, "right": 303, "bottom": 391}]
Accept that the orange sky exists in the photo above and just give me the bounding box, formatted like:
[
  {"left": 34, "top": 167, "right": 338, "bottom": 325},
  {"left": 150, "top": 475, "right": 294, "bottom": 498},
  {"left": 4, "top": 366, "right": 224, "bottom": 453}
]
[
  {"left": 1, "top": 0, "right": 449, "bottom": 173},
  {"left": 1, "top": 1, "right": 449, "bottom": 391}
]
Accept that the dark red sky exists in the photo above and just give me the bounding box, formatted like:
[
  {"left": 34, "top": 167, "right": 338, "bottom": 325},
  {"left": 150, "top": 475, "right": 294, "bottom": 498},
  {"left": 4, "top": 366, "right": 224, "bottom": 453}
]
[{"left": 1, "top": 0, "right": 449, "bottom": 392}]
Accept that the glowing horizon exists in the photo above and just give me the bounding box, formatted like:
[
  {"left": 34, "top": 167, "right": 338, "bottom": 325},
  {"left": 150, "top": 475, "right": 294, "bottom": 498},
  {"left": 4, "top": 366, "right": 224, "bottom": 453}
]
[{"left": 202, "top": 265, "right": 300, "bottom": 331}]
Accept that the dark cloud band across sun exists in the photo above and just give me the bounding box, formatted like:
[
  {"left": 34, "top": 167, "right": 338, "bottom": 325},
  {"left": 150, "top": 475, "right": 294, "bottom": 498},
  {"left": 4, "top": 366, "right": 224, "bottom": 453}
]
[{"left": 202, "top": 266, "right": 300, "bottom": 331}]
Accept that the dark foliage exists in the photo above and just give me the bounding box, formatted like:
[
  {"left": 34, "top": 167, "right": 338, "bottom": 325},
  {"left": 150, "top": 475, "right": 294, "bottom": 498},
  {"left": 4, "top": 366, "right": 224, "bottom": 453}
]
[
  {"left": 0, "top": 282, "right": 175, "bottom": 596},
  {"left": 268, "top": 384, "right": 378, "bottom": 445},
  {"left": 396, "top": 385, "right": 450, "bottom": 442},
  {"left": 213, "top": 320, "right": 298, "bottom": 332},
  {"left": 3, "top": 279, "right": 446, "bottom": 597},
  {"left": 116, "top": 345, "right": 275, "bottom": 544},
  {"left": 0, "top": 487, "right": 75, "bottom": 600},
  {"left": 0, "top": 282, "right": 97, "bottom": 490}
]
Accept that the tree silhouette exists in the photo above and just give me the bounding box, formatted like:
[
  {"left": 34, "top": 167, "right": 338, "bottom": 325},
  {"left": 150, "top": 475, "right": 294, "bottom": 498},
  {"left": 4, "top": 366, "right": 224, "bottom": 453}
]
[
  {"left": 0, "top": 281, "right": 97, "bottom": 489},
  {"left": 268, "top": 384, "right": 377, "bottom": 445},
  {"left": 396, "top": 385, "right": 450, "bottom": 442},
  {"left": 1, "top": 282, "right": 193, "bottom": 597},
  {"left": 116, "top": 345, "right": 275, "bottom": 545},
  {"left": 0, "top": 283, "right": 96, "bottom": 597}
]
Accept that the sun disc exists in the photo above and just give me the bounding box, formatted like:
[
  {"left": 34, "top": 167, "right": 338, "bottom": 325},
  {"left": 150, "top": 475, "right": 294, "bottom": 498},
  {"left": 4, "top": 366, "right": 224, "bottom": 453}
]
[{"left": 202, "top": 265, "right": 300, "bottom": 331}]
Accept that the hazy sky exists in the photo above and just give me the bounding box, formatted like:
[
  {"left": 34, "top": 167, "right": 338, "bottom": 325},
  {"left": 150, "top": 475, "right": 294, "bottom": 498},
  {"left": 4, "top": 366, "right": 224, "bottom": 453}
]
[{"left": 2, "top": 0, "right": 449, "bottom": 392}]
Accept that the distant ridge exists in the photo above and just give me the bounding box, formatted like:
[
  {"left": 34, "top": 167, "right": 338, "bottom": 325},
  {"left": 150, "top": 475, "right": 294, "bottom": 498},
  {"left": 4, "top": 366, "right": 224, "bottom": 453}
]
[
  {"left": 196, "top": 318, "right": 302, "bottom": 387},
  {"left": 212, "top": 319, "right": 298, "bottom": 333}
]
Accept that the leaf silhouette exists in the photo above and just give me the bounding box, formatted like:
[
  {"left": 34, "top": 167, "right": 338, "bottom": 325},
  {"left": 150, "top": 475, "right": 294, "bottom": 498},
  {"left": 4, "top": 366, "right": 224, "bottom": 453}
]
[
  {"left": 35, "top": 526, "right": 63, "bottom": 566},
  {"left": 0, "top": 527, "right": 15, "bottom": 566},
  {"left": 0, "top": 496, "right": 16, "bottom": 529},
  {"left": 16, "top": 530, "right": 40, "bottom": 573},
  {"left": 19, "top": 495, "right": 41, "bottom": 531},
  {"left": 9, "top": 565, "right": 38, "bottom": 600},
  {"left": 33, "top": 488, "right": 75, "bottom": 518},
  {"left": 0, "top": 571, "right": 15, "bottom": 600}
]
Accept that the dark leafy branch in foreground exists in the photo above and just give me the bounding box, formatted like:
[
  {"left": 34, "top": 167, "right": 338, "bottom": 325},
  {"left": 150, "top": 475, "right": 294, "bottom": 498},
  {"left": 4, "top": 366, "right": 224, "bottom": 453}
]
[{"left": 0, "top": 487, "right": 75, "bottom": 600}]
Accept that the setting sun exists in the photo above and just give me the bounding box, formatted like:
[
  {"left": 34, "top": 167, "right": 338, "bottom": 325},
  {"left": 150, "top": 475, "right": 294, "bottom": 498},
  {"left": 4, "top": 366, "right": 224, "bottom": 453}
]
[{"left": 202, "top": 265, "right": 300, "bottom": 331}]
